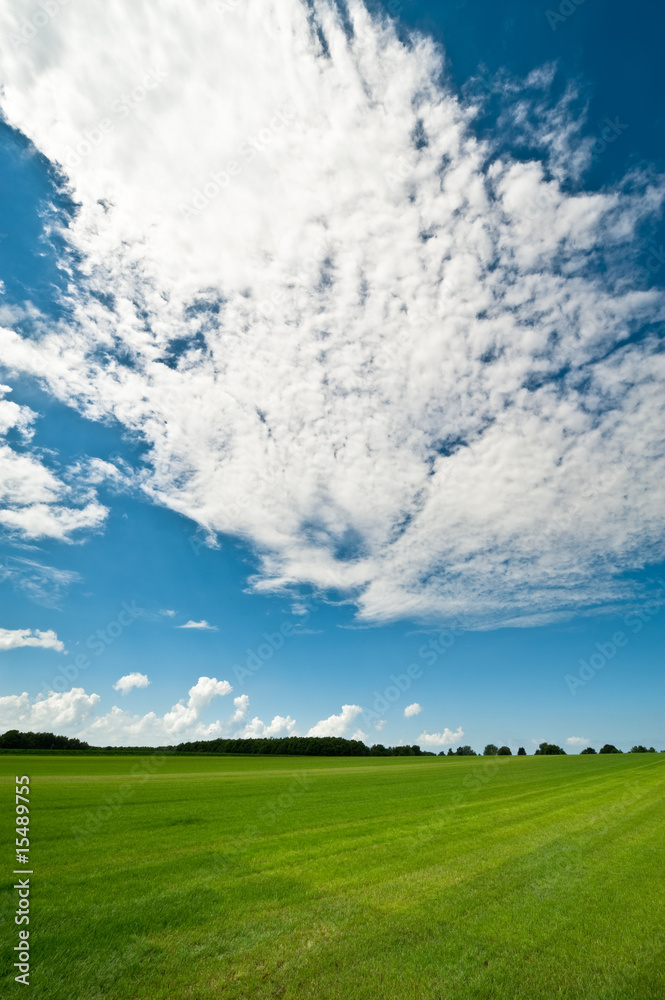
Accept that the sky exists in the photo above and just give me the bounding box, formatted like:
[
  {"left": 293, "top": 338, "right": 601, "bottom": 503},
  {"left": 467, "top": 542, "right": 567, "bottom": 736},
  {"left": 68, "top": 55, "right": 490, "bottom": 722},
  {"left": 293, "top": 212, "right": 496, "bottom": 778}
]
[{"left": 0, "top": 0, "right": 663, "bottom": 751}]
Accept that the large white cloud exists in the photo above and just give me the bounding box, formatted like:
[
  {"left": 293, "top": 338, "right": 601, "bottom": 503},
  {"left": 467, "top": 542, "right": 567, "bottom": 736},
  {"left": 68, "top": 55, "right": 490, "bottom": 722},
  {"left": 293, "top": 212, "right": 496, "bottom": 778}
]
[
  {"left": 0, "top": 0, "right": 663, "bottom": 624},
  {"left": 418, "top": 726, "right": 464, "bottom": 747},
  {"left": 0, "top": 688, "right": 101, "bottom": 730},
  {"left": 0, "top": 627, "right": 65, "bottom": 653},
  {"left": 307, "top": 703, "right": 363, "bottom": 737},
  {"left": 241, "top": 714, "right": 297, "bottom": 738}
]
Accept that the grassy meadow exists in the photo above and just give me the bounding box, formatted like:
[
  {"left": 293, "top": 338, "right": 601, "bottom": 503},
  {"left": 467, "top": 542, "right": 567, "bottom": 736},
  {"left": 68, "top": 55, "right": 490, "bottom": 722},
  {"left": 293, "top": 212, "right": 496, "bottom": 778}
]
[{"left": 1, "top": 752, "right": 664, "bottom": 999}]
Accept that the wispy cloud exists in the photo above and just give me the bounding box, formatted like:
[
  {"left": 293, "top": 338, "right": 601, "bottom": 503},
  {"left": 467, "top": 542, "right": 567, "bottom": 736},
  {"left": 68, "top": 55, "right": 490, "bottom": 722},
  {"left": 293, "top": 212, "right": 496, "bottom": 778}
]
[
  {"left": 0, "top": 556, "right": 80, "bottom": 608},
  {"left": 0, "top": 1, "right": 663, "bottom": 625}
]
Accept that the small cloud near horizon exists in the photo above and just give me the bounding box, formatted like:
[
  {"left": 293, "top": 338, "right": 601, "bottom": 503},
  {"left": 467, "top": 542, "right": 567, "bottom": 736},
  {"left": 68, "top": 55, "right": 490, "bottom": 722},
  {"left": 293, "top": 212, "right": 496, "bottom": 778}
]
[{"left": 176, "top": 620, "right": 218, "bottom": 630}]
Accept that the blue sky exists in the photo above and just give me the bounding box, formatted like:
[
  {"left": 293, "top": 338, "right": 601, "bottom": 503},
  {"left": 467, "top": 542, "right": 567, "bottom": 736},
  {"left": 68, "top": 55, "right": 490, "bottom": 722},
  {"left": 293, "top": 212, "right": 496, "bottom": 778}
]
[{"left": 0, "top": 0, "right": 663, "bottom": 750}]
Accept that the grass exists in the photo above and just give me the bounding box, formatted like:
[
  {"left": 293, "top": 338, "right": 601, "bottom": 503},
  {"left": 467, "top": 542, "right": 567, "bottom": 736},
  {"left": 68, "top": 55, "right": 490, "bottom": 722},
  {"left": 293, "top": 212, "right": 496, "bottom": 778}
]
[{"left": 1, "top": 753, "right": 664, "bottom": 999}]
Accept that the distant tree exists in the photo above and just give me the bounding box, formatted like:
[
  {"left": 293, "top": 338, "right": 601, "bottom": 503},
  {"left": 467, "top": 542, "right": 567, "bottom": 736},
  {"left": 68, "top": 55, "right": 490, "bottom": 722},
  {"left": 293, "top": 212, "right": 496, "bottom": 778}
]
[
  {"left": 648, "top": 747, "right": 657, "bottom": 753},
  {"left": 447, "top": 748, "right": 454, "bottom": 756},
  {"left": 517, "top": 747, "right": 526, "bottom": 755},
  {"left": 599, "top": 744, "right": 622, "bottom": 753},
  {"left": 0, "top": 730, "right": 90, "bottom": 750},
  {"left": 483, "top": 744, "right": 499, "bottom": 756},
  {"left": 534, "top": 742, "right": 566, "bottom": 755},
  {"left": 580, "top": 746, "right": 597, "bottom": 754},
  {"left": 497, "top": 746, "right": 512, "bottom": 755},
  {"left": 630, "top": 745, "right": 649, "bottom": 753},
  {"left": 455, "top": 745, "right": 477, "bottom": 756}
]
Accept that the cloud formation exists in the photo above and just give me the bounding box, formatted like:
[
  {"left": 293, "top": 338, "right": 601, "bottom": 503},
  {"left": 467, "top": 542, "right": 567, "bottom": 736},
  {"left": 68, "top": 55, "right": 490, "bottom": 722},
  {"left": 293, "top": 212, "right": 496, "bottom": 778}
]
[
  {"left": 241, "top": 714, "right": 297, "bottom": 738},
  {"left": 176, "top": 620, "right": 218, "bottom": 631},
  {"left": 0, "top": 627, "right": 65, "bottom": 653},
  {"left": 0, "top": 675, "right": 234, "bottom": 745},
  {"left": 0, "top": 557, "right": 81, "bottom": 608},
  {"left": 404, "top": 702, "right": 421, "bottom": 718},
  {"left": 307, "top": 704, "right": 363, "bottom": 737},
  {"left": 112, "top": 672, "right": 150, "bottom": 695},
  {"left": 418, "top": 726, "right": 464, "bottom": 747},
  {"left": 0, "top": 385, "right": 107, "bottom": 542},
  {"left": 0, "top": 0, "right": 663, "bottom": 625},
  {"left": 0, "top": 688, "right": 100, "bottom": 730},
  {"left": 230, "top": 693, "right": 250, "bottom": 723},
  {"left": 566, "top": 736, "right": 590, "bottom": 747}
]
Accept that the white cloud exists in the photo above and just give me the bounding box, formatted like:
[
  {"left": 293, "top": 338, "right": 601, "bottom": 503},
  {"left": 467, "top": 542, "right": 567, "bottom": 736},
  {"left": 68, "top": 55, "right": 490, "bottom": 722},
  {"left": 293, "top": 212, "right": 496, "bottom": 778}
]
[
  {"left": 0, "top": 676, "right": 235, "bottom": 745},
  {"left": 566, "top": 736, "right": 590, "bottom": 747},
  {"left": 159, "top": 609, "right": 176, "bottom": 617},
  {"left": 0, "top": 1, "right": 663, "bottom": 624},
  {"left": 404, "top": 702, "right": 421, "bottom": 718},
  {"left": 0, "top": 688, "right": 100, "bottom": 730},
  {"left": 176, "top": 620, "right": 218, "bottom": 630},
  {"left": 0, "top": 383, "right": 108, "bottom": 542},
  {"left": 307, "top": 704, "right": 363, "bottom": 737},
  {"left": 418, "top": 726, "right": 464, "bottom": 747},
  {"left": 241, "top": 714, "right": 296, "bottom": 738},
  {"left": 230, "top": 693, "right": 249, "bottom": 723},
  {"left": 374, "top": 719, "right": 387, "bottom": 731},
  {"left": 0, "top": 627, "right": 65, "bottom": 653},
  {"left": 113, "top": 672, "right": 150, "bottom": 695}
]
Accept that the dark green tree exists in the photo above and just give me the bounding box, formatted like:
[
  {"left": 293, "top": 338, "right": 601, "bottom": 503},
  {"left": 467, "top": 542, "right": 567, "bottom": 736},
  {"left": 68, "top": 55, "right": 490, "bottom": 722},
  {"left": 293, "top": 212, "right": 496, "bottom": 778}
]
[
  {"left": 580, "top": 746, "right": 597, "bottom": 754},
  {"left": 599, "top": 744, "right": 622, "bottom": 753},
  {"left": 483, "top": 744, "right": 499, "bottom": 755},
  {"left": 517, "top": 747, "right": 526, "bottom": 755},
  {"left": 455, "top": 745, "right": 477, "bottom": 756},
  {"left": 534, "top": 742, "right": 566, "bottom": 755},
  {"left": 629, "top": 745, "right": 649, "bottom": 753},
  {"left": 497, "top": 746, "right": 512, "bottom": 755}
]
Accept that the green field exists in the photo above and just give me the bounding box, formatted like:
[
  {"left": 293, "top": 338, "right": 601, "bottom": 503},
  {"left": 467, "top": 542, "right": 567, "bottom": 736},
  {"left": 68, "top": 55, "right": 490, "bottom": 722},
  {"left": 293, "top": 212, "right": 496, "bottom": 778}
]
[{"left": 2, "top": 753, "right": 664, "bottom": 999}]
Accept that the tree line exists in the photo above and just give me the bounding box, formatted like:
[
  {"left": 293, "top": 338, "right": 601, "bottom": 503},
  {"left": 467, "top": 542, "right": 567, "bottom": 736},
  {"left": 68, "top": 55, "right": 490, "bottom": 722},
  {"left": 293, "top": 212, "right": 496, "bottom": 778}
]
[{"left": 0, "top": 730, "right": 661, "bottom": 756}]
